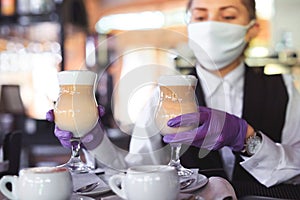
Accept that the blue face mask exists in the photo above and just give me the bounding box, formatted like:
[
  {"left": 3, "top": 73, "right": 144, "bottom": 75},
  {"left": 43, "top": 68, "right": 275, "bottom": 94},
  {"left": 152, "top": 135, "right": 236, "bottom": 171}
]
[{"left": 188, "top": 20, "right": 255, "bottom": 71}]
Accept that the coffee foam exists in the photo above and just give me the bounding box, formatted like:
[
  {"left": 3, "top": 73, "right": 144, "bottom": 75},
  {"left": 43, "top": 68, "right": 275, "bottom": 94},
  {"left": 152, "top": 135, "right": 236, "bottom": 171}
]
[
  {"left": 57, "top": 70, "right": 97, "bottom": 85},
  {"left": 158, "top": 75, "right": 197, "bottom": 86},
  {"left": 23, "top": 167, "right": 68, "bottom": 174}
]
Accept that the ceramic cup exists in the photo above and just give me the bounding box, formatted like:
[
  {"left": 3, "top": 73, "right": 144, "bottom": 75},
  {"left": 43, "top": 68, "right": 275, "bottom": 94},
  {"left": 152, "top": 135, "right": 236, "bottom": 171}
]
[
  {"left": 109, "top": 165, "right": 179, "bottom": 200},
  {"left": 0, "top": 166, "right": 73, "bottom": 200}
]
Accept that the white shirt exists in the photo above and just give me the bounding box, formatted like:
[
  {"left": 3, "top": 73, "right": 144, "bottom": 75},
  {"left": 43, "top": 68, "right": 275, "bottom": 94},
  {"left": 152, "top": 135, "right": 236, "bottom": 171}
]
[
  {"left": 91, "top": 64, "right": 300, "bottom": 187},
  {"left": 196, "top": 62, "right": 244, "bottom": 116}
]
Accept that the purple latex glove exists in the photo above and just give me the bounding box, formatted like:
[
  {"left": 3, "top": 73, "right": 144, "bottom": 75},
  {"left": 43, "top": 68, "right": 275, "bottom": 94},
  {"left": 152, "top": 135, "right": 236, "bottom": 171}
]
[
  {"left": 46, "top": 105, "right": 105, "bottom": 149},
  {"left": 163, "top": 106, "right": 248, "bottom": 151}
]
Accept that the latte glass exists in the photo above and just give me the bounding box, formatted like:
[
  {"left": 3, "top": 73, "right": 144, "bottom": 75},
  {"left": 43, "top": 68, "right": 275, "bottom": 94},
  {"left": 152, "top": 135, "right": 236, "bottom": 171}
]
[
  {"left": 54, "top": 70, "right": 98, "bottom": 173},
  {"left": 155, "top": 75, "right": 198, "bottom": 177}
]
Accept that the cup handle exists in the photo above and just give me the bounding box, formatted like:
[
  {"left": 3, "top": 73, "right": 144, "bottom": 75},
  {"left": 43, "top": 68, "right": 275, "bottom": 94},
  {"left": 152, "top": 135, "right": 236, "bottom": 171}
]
[
  {"left": 0, "top": 175, "right": 18, "bottom": 200},
  {"left": 108, "top": 174, "right": 127, "bottom": 200}
]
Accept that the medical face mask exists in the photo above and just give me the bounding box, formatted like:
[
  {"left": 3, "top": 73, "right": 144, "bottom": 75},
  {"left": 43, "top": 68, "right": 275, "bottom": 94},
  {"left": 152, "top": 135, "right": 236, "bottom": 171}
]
[{"left": 188, "top": 21, "right": 255, "bottom": 71}]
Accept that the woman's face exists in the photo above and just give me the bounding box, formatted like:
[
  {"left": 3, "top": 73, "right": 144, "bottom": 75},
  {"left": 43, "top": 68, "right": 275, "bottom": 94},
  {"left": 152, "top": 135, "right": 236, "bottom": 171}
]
[{"left": 189, "top": 0, "right": 251, "bottom": 26}]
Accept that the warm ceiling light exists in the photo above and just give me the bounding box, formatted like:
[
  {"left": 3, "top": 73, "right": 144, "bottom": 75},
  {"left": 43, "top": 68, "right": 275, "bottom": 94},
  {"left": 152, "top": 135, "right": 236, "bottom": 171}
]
[
  {"left": 255, "top": 0, "right": 274, "bottom": 20},
  {"left": 264, "top": 63, "right": 290, "bottom": 75},
  {"left": 96, "top": 11, "right": 165, "bottom": 33}
]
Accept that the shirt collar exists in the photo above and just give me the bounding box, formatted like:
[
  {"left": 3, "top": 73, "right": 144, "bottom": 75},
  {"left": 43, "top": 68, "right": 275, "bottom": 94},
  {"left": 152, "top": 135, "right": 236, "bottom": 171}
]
[{"left": 196, "top": 62, "right": 245, "bottom": 97}]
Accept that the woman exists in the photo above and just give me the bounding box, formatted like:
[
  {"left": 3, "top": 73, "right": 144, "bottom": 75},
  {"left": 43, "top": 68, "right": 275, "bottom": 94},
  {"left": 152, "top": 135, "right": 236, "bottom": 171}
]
[
  {"left": 163, "top": 0, "right": 300, "bottom": 188},
  {"left": 47, "top": 0, "right": 300, "bottom": 189}
]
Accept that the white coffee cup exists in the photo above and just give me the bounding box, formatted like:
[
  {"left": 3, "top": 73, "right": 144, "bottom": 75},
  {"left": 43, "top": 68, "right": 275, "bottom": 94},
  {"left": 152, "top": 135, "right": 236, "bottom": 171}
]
[
  {"left": 109, "top": 165, "right": 179, "bottom": 200},
  {"left": 0, "top": 166, "right": 73, "bottom": 200}
]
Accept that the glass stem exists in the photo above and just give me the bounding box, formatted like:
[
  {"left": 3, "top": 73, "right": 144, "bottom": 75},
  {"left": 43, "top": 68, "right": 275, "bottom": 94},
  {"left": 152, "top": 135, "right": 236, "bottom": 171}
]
[
  {"left": 168, "top": 143, "right": 194, "bottom": 177},
  {"left": 169, "top": 143, "right": 182, "bottom": 166},
  {"left": 71, "top": 137, "right": 81, "bottom": 159}
]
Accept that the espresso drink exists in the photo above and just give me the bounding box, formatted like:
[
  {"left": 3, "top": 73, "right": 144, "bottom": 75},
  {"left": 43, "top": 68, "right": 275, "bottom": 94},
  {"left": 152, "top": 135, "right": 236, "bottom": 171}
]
[
  {"left": 54, "top": 71, "right": 98, "bottom": 137},
  {"left": 155, "top": 75, "right": 198, "bottom": 135}
]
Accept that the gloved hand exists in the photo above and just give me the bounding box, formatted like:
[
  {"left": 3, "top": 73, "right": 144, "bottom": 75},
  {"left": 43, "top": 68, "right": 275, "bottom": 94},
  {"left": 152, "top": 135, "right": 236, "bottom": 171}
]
[
  {"left": 163, "top": 106, "right": 248, "bottom": 151},
  {"left": 46, "top": 106, "right": 105, "bottom": 149}
]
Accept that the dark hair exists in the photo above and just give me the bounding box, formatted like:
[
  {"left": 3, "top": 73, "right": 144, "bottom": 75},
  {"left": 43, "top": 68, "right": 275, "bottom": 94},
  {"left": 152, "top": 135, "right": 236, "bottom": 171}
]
[{"left": 186, "top": 0, "right": 256, "bottom": 20}]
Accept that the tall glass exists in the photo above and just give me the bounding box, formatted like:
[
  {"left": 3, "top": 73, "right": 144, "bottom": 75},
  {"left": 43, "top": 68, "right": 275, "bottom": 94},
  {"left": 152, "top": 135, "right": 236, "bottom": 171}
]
[
  {"left": 155, "top": 75, "right": 198, "bottom": 177},
  {"left": 54, "top": 70, "right": 98, "bottom": 173}
]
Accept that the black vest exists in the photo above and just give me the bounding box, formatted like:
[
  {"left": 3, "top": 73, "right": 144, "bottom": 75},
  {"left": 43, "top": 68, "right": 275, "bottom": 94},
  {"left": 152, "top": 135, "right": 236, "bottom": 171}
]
[{"left": 181, "top": 66, "right": 288, "bottom": 182}]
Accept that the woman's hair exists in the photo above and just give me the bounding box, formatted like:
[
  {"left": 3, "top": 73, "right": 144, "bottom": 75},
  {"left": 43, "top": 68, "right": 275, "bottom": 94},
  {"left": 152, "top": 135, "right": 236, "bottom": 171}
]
[{"left": 186, "top": 0, "right": 256, "bottom": 20}]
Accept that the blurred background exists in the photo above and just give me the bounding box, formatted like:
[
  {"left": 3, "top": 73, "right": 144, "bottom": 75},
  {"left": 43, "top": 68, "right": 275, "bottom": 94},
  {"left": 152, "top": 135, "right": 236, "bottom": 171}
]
[{"left": 0, "top": 0, "right": 299, "bottom": 169}]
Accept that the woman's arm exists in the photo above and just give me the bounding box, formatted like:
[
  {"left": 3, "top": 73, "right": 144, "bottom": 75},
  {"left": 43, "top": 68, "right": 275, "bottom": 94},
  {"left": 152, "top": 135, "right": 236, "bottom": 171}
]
[{"left": 241, "top": 74, "right": 300, "bottom": 187}]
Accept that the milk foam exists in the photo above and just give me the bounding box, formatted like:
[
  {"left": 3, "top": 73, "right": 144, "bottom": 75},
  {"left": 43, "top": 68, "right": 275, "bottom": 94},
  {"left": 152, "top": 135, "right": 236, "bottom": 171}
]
[
  {"left": 158, "top": 75, "right": 197, "bottom": 86},
  {"left": 57, "top": 70, "right": 97, "bottom": 85}
]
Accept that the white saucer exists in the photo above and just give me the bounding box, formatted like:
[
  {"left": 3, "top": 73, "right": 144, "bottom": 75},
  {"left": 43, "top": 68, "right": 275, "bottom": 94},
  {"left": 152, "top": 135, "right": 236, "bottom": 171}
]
[
  {"left": 180, "top": 174, "right": 208, "bottom": 193},
  {"left": 76, "top": 186, "right": 111, "bottom": 196},
  {"left": 71, "top": 194, "right": 95, "bottom": 200}
]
